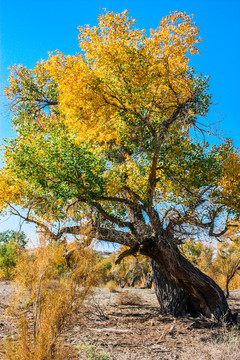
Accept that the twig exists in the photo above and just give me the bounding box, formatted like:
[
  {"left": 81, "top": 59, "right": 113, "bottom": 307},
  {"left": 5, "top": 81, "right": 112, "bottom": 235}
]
[{"left": 33, "top": 269, "right": 47, "bottom": 342}]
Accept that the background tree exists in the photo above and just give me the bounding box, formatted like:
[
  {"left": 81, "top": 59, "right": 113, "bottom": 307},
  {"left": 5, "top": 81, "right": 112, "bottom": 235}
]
[
  {"left": 109, "top": 247, "right": 151, "bottom": 288},
  {"left": 181, "top": 236, "right": 240, "bottom": 298},
  {"left": 0, "top": 230, "right": 27, "bottom": 279},
  {"left": 1, "top": 10, "right": 240, "bottom": 320},
  {"left": 181, "top": 238, "right": 215, "bottom": 278},
  {"left": 0, "top": 230, "right": 27, "bottom": 248},
  {"left": 215, "top": 234, "right": 240, "bottom": 298},
  {"left": 96, "top": 255, "right": 113, "bottom": 285}
]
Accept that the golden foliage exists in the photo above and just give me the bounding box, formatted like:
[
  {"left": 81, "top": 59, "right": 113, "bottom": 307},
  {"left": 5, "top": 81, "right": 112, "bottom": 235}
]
[
  {"left": 0, "top": 168, "right": 24, "bottom": 213},
  {"left": 218, "top": 148, "right": 240, "bottom": 212},
  {"left": 46, "top": 10, "right": 200, "bottom": 145}
]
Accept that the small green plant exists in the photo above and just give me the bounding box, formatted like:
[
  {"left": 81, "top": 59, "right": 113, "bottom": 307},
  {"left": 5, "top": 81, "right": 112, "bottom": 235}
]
[{"left": 78, "top": 343, "right": 111, "bottom": 360}]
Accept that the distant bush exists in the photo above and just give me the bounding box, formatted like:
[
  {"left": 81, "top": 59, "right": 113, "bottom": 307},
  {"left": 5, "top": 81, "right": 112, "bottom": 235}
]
[
  {"left": 116, "top": 291, "right": 143, "bottom": 306},
  {"left": 0, "top": 230, "right": 27, "bottom": 279},
  {"left": 96, "top": 256, "right": 112, "bottom": 284},
  {"left": 106, "top": 280, "right": 118, "bottom": 293}
]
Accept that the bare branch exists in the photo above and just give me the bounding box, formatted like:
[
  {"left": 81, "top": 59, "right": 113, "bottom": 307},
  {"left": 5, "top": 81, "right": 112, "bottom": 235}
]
[
  {"left": 94, "top": 226, "right": 138, "bottom": 247},
  {"left": 7, "top": 203, "right": 57, "bottom": 239},
  {"left": 115, "top": 245, "right": 139, "bottom": 264}
]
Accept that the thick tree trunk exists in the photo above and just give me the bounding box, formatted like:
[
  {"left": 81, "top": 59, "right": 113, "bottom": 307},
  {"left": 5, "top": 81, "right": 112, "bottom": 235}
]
[
  {"left": 151, "top": 260, "right": 202, "bottom": 316},
  {"left": 141, "top": 238, "right": 234, "bottom": 322},
  {"left": 94, "top": 223, "right": 235, "bottom": 321}
]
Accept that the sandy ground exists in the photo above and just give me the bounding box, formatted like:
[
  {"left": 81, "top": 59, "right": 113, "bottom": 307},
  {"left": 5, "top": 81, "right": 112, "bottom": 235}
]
[{"left": 0, "top": 282, "right": 240, "bottom": 359}]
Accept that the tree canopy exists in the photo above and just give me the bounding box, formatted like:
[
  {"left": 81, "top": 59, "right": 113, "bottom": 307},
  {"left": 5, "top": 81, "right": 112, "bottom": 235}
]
[
  {"left": 1, "top": 9, "right": 240, "bottom": 320},
  {"left": 1, "top": 10, "right": 239, "bottom": 240}
]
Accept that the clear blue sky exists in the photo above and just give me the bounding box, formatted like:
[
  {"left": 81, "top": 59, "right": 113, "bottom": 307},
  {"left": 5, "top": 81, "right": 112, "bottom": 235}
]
[{"left": 0, "top": 0, "right": 240, "bottom": 237}]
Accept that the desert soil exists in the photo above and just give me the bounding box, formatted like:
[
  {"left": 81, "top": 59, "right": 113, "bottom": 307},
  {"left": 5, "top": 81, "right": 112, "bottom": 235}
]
[{"left": 0, "top": 282, "right": 240, "bottom": 359}]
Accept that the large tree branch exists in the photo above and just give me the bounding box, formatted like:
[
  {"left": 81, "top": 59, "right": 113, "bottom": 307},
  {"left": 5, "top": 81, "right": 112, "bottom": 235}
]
[
  {"left": 208, "top": 207, "right": 229, "bottom": 238},
  {"left": 88, "top": 201, "right": 136, "bottom": 233},
  {"left": 94, "top": 226, "right": 139, "bottom": 247},
  {"left": 147, "top": 97, "right": 195, "bottom": 206},
  {"left": 6, "top": 205, "right": 140, "bottom": 248},
  {"left": 157, "top": 97, "right": 194, "bottom": 144},
  {"left": 57, "top": 223, "right": 139, "bottom": 248},
  {"left": 165, "top": 203, "right": 229, "bottom": 240},
  {"left": 209, "top": 225, "right": 228, "bottom": 238},
  {"left": 78, "top": 195, "right": 138, "bottom": 207},
  {"left": 122, "top": 186, "right": 145, "bottom": 204},
  {"left": 148, "top": 147, "right": 160, "bottom": 205}
]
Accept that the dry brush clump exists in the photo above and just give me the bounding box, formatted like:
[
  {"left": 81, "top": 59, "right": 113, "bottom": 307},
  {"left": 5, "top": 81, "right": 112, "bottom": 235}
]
[
  {"left": 106, "top": 280, "right": 118, "bottom": 293},
  {"left": 3, "top": 236, "right": 98, "bottom": 360},
  {"left": 115, "top": 291, "right": 144, "bottom": 306}
]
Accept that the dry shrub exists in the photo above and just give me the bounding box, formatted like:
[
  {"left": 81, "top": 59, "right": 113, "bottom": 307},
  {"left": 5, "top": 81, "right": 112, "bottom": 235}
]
[
  {"left": 3, "top": 238, "right": 98, "bottom": 360},
  {"left": 106, "top": 280, "right": 118, "bottom": 293},
  {"left": 116, "top": 291, "right": 143, "bottom": 305}
]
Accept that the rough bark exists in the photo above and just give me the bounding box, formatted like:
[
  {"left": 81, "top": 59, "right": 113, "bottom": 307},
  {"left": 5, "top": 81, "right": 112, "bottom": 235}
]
[
  {"left": 141, "top": 237, "right": 234, "bottom": 322},
  {"left": 151, "top": 260, "right": 201, "bottom": 316}
]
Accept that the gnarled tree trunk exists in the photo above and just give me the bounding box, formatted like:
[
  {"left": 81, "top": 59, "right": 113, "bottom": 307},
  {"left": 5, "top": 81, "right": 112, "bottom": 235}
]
[
  {"left": 141, "top": 237, "right": 233, "bottom": 322},
  {"left": 151, "top": 260, "right": 202, "bottom": 316},
  {"left": 93, "top": 224, "right": 235, "bottom": 321}
]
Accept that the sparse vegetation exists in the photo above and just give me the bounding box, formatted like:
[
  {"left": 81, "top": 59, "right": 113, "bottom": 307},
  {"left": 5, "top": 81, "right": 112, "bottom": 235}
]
[
  {"left": 179, "top": 326, "right": 240, "bottom": 360},
  {"left": 3, "top": 237, "right": 98, "bottom": 360},
  {"left": 1, "top": 279, "right": 240, "bottom": 360}
]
